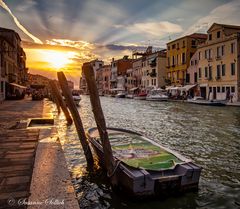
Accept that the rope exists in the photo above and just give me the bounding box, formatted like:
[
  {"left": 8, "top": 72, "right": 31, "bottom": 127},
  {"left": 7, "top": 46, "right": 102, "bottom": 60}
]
[{"left": 107, "top": 160, "right": 121, "bottom": 178}]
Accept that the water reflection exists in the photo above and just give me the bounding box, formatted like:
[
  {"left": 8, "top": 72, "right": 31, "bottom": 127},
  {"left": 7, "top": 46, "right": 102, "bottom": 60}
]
[{"left": 55, "top": 96, "right": 240, "bottom": 209}]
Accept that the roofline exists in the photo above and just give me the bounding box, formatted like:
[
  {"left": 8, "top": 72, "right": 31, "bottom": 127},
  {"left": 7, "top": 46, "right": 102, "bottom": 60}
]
[
  {"left": 207, "top": 23, "right": 240, "bottom": 32},
  {"left": 167, "top": 33, "right": 207, "bottom": 45},
  {"left": 0, "top": 27, "right": 21, "bottom": 41}
]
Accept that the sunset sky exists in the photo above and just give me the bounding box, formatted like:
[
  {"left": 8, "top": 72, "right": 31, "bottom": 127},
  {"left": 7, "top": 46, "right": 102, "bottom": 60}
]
[{"left": 1, "top": 0, "right": 240, "bottom": 87}]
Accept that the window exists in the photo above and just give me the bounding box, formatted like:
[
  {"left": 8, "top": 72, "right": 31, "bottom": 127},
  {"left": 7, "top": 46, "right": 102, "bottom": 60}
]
[
  {"left": 217, "top": 46, "right": 220, "bottom": 57},
  {"left": 221, "top": 45, "right": 225, "bottom": 56},
  {"left": 177, "top": 43, "right": 179, "bottom": 49},
  {"left": 209, "top": 66, "right": 212, "bottom": 79},
  {"left": 205, "top": 67, "right": 208, "bottom": 77},
  {"left": 217, "top": 31, "right": 221, "bottom": 38},
  {"left": 217, "top": 87, "right": 220, "bottom": 93},
  {"left": 209, "top": 34, "right": 212, "bottom": 40},
  {"left": 183, "top": 41, "right": 185, "bottom": 47},
  {"left": 172, "top": 56, "right": 175, "bottom": 65},
  {"left": 231, "top": 63, "right": 235, "bottom": 75},
  {"left": 198, "top": 68, "right": 202, "bottom": 78},
  {"left": 195, "top": 60, "right": 197, "bottom": 65},
  {"left": 194, "top": 72, "right": 197, "bottom": 83},
  {"left": 209, "top": 49, "right": 212, "bottom": 59},
  {"left": 168, "top": 46, "right": 170, "bottom": 50},
  {"left": 182, "top": 53, "right": 186, "bottom": 64},
  {"left": 217, "top": 65, "right": 221, "bottom": 78},
  {"left": 0, "top": 81, "right": 3, "bottom": 93},
  {"left": 172, "top": 44, "right": 176, "bottom": 49},
  {"left": 222, "top": 64, "right": 225, "bottom": 76},
  {"left": 222, "top": 87, "right": 225, "bottom": 93},
  {"left": 209, "top": 87, "right": 212, "bottom": 92},
  {"left": 199, "top": 51, "right": 201, "bottom": 60},
  {"left": 231, "top": 86, "right": 235, "bottom": 93},
  {"left": 231, "top": 43, "right": 235, "bottom": 53},
  {"left": 186, "top": 73, "right": 190, "bottom": 83},
  {"left": 192, "top": 40, "right": 196, "bottom": 47},
  {"left": 191, "top": 60, "right": 194, "bottom": 66},
  {"left": 205, "top": 50, "right": 208, "bottom": 59}
]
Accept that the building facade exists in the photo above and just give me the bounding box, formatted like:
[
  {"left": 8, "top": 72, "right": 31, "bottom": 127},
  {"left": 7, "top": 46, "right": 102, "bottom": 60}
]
[
  {"left": 110, "top": 56, "right": 133, "bottom": 91},
  {"left": 197, "top": 23, "right": 240, "bottom": 102},
  {"left": 166, "top": 33, "right": 207, "bottom": 85},
  {"left": 80, "top": 59, "right": 104, "bottom": 94},
  {"left": 142, "top": 49, "right": 167, "bottom": 90},
  {"left": 0, "top": 27, "right": 28, "bottom": 101},
  {"left": 102, "top": 65, "right": 111, "bottom": 95}
]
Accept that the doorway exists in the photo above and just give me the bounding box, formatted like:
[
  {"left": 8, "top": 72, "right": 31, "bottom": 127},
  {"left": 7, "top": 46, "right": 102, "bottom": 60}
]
[{"left": 213, "top": 87, "right": 217, "bottom": 100}]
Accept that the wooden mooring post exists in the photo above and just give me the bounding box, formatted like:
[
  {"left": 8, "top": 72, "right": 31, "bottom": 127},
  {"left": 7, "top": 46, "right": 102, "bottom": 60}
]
[
  {"left": 83, "top": 63, "right": 116, "bottom": 183},
  {"left": 57, "top": 72, "right": 94, "bottom": 166},
  {"left": 49, "top": 80, "right": 73, "bottom": 125},
  {"left": 49, "top": 84, "right": 61, "bottom": 114}
]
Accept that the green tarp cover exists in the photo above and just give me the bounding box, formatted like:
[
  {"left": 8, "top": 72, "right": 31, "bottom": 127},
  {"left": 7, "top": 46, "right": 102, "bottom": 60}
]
[{"left": 97, "top": 132, "right": 182, "bottom": 171}]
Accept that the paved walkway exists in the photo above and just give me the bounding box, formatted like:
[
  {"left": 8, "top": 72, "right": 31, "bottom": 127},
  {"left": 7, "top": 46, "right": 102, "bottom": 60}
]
[{"left": 0, "top": 98, "right": 79, "bottom": 209}]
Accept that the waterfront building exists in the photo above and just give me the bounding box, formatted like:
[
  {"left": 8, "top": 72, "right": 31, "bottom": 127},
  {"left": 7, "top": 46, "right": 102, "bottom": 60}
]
[
  {"left": 197, "top": 23, "right": 240, "bottom": 102},
  {"left": 126, "top": 68, "right": 135, "bottom": 93},
  {"left": 101, "top": 65, "right": 111, "bottom": 95},
  {"left": 0, "top": 27, "right": 28, "bottom": 101},
  {"left": 80, "top": 59, "right": 104, "bottom": 94},
  {"left": 166, "top": 33, "right": 207, "bottom": 85},
  {"left": 110, "top": 56, "right": 133, "bottom": 91},
  {"left": 132, "top": 58, "right": 142, "bottom": 91},
  {"left": 96, "top": 66, "right": 103, "bottom": 95},
  {"left": 142, "top": 48, "right": 167, "bottom": 90}
]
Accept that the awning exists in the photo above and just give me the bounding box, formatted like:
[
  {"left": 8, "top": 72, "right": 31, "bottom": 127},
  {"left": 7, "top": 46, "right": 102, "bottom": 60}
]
[
  {"left": 110, "top": 88, "right": 124, "bottom": 91},
  {"left": 182, "top": 84, "right": 198, "bottom": 91},
  {"left": 130, "top": 87, "right": 139, "bottom": 91},
  {"left": 200, "top": 83, "right": 208, "bottom": 87},
  {"left": 9, "top": 83, "right": 27, "bottom": 89}
]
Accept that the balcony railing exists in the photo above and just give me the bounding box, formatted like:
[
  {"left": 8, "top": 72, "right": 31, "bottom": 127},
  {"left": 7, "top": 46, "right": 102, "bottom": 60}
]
[{"left": 207, "top": 58, "right": 213, "bottom": 62}]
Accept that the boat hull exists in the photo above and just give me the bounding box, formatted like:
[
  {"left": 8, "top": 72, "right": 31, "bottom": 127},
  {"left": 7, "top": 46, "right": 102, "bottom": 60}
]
[
  {"left": 87, "top": 127, "right": 201, "bottom": 197},
  {"left": 187, "top": 100, "right": 225, "bottom": 106}
]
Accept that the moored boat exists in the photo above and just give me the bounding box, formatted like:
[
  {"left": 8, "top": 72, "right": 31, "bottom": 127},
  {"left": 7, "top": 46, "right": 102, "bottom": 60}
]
[
  {"left": 115, "top": 91, "right": 126, "bottom": 98},
  {"left": 134, "top": 92, "right": 147, "bottom": 100},
  {"left": 71, "top": 90, "right": 81, "bottom": 106},
  {"left": 87, "top": 127, "right": 201, "bottom": 196},
  {"left": 146, "top": 89, "right": 169, "bottom": 101},
  {"left": 187, "top": 96, "right": 225, "bottom": 106}
]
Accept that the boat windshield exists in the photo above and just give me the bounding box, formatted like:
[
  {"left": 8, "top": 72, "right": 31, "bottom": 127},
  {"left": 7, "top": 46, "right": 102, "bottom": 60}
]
[{"left": 95, "top": 130, "right": 183, "bottom": 171}]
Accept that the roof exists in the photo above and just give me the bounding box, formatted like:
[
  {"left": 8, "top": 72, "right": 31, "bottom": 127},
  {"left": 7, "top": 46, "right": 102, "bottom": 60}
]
[
  {"left": 207, "top": 23, "right": 240, "bottom": 32},
  {"left": 167, "top": 33, "right": 207, "bottom": 45}
]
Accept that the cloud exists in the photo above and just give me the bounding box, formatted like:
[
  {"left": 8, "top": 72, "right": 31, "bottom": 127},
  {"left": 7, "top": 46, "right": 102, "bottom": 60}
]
[
  {"left": 183, "top": 0, "right": 240, "bottom": 35},
  {"left": 0, "top": 0, "right": 43, "bottom": 43}
]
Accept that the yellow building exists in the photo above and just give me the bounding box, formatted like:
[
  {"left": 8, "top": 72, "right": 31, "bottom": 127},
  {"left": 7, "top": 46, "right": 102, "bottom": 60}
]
[
  {"left": 166, "top": 33, "right": 207, "bottom": 85},
  {"left": 197, "top": 23, "right": 240, "bottom": 102}
]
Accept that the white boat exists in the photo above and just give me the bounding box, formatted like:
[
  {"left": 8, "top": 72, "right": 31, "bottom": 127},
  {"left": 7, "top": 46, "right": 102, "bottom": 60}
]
[
  {"left": 72, "top": 90, "right": 81, "bottom": 106},
  {"left": 126, "top": 94, "right": 134, "bottom": 99},
  {"left": 146, "top": 89, "right": 169, "bottom": 101},
  {"left": 115, "top": 91, "right": 126, "bottom": 98},
  {"left": 187, "top": 96, "right": 225, "bottom": 106}
]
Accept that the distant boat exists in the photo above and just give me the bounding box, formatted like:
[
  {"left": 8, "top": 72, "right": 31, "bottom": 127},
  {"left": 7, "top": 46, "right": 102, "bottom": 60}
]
[
  {"left": 134, "top": 92, "right": 147, "bottom": 100},
  {"left": 71, "top": 90, "right": 81, "bottom": 106},
  {"left": 146, "top": 89, "right": 169, "bottom": 101},
  {"left": 187, "top": 96, "right": 225, "bottom": 106},
  {"left": 115, "top": 91, "right": 126, "bottom": 98},
  {"left": 87, "top": 127, "right": 201, "bottom": 196}
]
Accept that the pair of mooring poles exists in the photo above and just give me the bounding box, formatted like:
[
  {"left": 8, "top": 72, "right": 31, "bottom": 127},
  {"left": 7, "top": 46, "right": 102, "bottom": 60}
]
[{"left": 49, "top": 64, "right": 116, "bottom": 184}]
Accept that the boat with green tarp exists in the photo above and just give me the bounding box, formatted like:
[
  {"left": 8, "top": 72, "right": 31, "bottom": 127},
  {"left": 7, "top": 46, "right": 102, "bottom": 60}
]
[{"left": 87, "top": 127, "right": 201, "bottom": 196}]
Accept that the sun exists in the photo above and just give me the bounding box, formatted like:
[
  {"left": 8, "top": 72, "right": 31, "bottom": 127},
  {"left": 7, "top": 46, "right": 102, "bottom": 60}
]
[{"left": 40, "top": 50, "right": 76, "bottom": 69}]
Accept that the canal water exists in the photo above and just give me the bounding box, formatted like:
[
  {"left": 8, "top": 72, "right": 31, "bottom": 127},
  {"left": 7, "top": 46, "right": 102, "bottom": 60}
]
[{"left": 55, "top": 96, "right": 240, "bottom": 209}]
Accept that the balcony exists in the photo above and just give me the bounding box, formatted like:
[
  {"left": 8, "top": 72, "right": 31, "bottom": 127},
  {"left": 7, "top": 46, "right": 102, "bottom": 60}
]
[
  {"left": 207, "top": 58, "right": 213, "bottom": 62},
  {"left": 215, "top": 76, "right": 221, "bottom": 80},
  {"left": 149, "top": 72, "right": 157, "bottom": 77},
  {"left": 215, "top": 56, "right": 222, "bottom": 61}
]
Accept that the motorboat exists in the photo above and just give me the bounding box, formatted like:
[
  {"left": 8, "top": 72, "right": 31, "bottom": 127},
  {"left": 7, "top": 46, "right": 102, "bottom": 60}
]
[
  {"left": 146, "top": 89, "right": 169, "bottom": 101},
  {"left": 187, "top": 96, "right": 225, "bottom": 106},
  {"left": 134, "top": 92, "right": 147, "bottom": 100},
  {"left": 115, "top": 91, "right": 126, "bottom": 98},
  {"left": 87, "top": 127, "right": 201, "bottom": 197}
]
